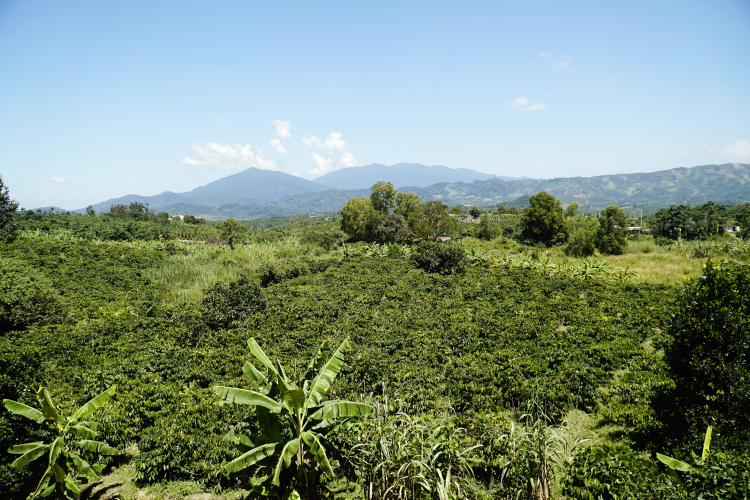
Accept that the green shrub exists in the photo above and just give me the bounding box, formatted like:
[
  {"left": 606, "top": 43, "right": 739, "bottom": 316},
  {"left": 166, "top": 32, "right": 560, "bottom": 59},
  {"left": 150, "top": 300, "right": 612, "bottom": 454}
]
[
  {"left": 683, "top": 450, "right": 750, "bottom": 499},
  {"left": 0, "top": 258, "right": 65, "bottom": 334},
  {"left": 409, "top": 241, "right": 467, "bottom": 275},
  {"left": 374, "top": 213, "right": 411, "bottom": 243},
  {"left": 563, "top": 443, "right": 667, "bottom": 499},
  {"left": 201, "top": 276, "right": 266, "bottom": 329},
  {"left": 0, "top": 340, "right": 46, "bottom": 499},
  {"left": 478, "top": 215, "right": 500, "bottom": 241},
  {"left": 565, "top": 216, "right": 599, "bottom": 257},
  {"left": 596, "top": 205, "right": 628, "bottom": 255},
  {"left": 659, "top": 261, "right": 750, "bottom": 451},
  {"left": 299, "top": 226, "right": 346, "bottom": 250}
]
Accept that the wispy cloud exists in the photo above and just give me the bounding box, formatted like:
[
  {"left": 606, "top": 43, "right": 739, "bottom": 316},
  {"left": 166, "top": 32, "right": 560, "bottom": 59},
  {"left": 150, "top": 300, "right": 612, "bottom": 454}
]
[
  {"left": 553, "top": 55, "right": 571, "bottom": 70},
  {"left": 510, "top": 96, "right": 546, "bottom": 112},
  {"left": 180, "top": 143, "right": 280, "bottom": 171},
  {"left": 540, "top": 51, "right": 552, "bottom": 58},
  {"left": 269, "top": 138, "right": 287, "bottom": 154},
  {"left": 272, "top": 120, "right": 292, "bottom": 140},
  {"left": 702, "top": 139, "right": 750, "bottom": 159},
  {"left": 50, "top": 177, "right": 67, "bottom": 184},
  {"left": 301, "top": 132, "right": 358, "bottom": 175}
]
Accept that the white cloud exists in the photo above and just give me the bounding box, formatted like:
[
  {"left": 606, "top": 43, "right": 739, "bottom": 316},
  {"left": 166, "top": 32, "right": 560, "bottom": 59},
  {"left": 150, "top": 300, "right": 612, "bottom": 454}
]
[
  {"left": 553, "top": 55, "right": 571, "bottom": 70},
  {"left": 510, "top": 96, "right": 546, "bottom": 112},
  {"left": 302, "top": 132, "right": 359, "bottom": 175},
  {"left": 272, "top": 120, "right": 292, "bottom": 140},
  {"left": 702, "top": 139, "right": 750, "bottom": 159},
  {"left": 180, "top": 142, "right": 280, "bottom": 171},
  {"left": 50, "top": 177, "right": 67, "bottom": 184},
  {"left": 540, "top": 52, "right": 552, "bottom": 57},
  {"left": 270, "top": 138, "right": 287, "bottom": 154}
]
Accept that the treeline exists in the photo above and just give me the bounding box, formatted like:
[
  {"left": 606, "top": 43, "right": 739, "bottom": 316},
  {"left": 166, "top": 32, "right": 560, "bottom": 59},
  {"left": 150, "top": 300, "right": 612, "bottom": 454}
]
[
  {"left": 14, "top": 202, "right": 211, "bottom": 242},
  {"left": 339, "top": 186, "right": 634, "bottom": 257},
  {"left": 649, "top": 201, "right": 749, "bottom": 240}
]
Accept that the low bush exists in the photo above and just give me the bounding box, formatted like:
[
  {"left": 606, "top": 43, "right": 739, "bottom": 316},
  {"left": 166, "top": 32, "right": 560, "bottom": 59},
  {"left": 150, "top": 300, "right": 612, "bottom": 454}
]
[
  {"left": 201, "top": 276, "right": 266, "bottom": 329},
  {"left": 409, "top": 240, "right": 467, "bottom": 275},
  {"left": 0, "top": 258, "right": 66, "bottom": 334},
  {"left": 563, "top": 443, "right": 668, "bottom": 499}
]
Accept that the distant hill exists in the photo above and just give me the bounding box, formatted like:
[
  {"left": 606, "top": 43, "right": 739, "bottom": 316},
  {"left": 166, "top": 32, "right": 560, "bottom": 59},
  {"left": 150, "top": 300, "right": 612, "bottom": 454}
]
[
  {"left": 25, "top": 206, "right": 68, "bottom": 213},
  {"left": 79, "top": 162, "right": 749, "bottom": 220},
  {"left": 313, "top": 163, "right": 521, "bottom": 190},
  {"left": 82, "top": 168, "right": 333, "bottom": 214},
  {"left": 412, "top": 163, "right": 750, "bottom": 208}
]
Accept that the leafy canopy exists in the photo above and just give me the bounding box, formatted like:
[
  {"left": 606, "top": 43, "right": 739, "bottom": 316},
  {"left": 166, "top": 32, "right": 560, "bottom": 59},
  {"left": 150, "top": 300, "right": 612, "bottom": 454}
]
[{"left": 520, "top": 192, "right": 566, "bottom": 246}]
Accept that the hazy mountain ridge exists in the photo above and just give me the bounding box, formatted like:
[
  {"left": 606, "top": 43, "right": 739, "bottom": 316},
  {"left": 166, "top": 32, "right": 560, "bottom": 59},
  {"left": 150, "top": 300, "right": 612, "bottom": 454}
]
[
  {"left": 312, "top": 162, "right": 522, "bottom": 189},
  {"left": 83, "top": 168, "right": 333, "bottom": 214},
  {"left": 67, "top": 163, "right": 749, "bottom": 220}
]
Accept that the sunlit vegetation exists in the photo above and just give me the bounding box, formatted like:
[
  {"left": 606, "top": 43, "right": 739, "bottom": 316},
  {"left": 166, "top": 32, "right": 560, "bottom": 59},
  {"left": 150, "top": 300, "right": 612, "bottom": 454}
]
[{"left": 2, "top": 188, "right": 750, "bottom": 499}]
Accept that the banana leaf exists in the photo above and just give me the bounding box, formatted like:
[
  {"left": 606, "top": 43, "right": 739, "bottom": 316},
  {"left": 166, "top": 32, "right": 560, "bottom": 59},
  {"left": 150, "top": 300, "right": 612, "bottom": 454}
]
[
  {"left": 32, "top": 467, "right": 54, "bottom": 499},
  {"left": 309, "top": 401, "right": 373, "bottom": 420},
  {"left": 657, "top": 453, "right": 695, "bottom": 472},
  {"left": 248, "top": 339, "right": 279, "bottom": 378},
  {"left": 303, "top": 340, "right": 331, "bottom": 382},
  {"left": 306, "top": 337, "right": 351, "bottom": 407},
  {"left": 223, "top": 442, "right": 277, "bottom": 473},
  {"left": 3, "top": 399, "right": 45, "bottom": 424},
  {"left": 37, "top": 387, "right": 62, "bottom": 424},
  {"left": 10, "top": 444, "right": 49, "bottom": 469},
  {"left": 213, "top": 386, "right": 283, "bottom": 412},
  {"left": 68, "top": 424, "right": 98, "bottom": 440},
  {"left": 71, "top": 386, "right": 116, "bottom": 422},
  {"left": 76, "top": 440, "right": 118, "bottom": 455},
  {"left": 48, "top": 437, "right": 63, "bottom": 468},
  {"left": 72, "top": 454, "right": 100, "bottom": 481},
  {"left": 278, "top": 380, "right": 305, "bottom": 412},
  {"left": 300, "top": 431, "right": 334, "bottom": 479},
  {"left": 272, "top": 439, "right": 300, "bottom": 486},
  {"left": 8, "top": 441, "right": 44, "bottom": 454}
]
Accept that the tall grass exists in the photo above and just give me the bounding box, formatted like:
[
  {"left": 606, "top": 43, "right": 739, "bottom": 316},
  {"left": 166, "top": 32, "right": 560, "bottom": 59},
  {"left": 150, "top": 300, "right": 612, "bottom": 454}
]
[{"left": 145, "top": 238, "right": 331, "bottom": 304}]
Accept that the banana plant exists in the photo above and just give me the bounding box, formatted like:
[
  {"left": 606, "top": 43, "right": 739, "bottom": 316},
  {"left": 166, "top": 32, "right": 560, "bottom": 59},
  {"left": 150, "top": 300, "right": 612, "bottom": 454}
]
[
  {"left": 657, "top": 425, "right": 712, "bottom": 486},
  {"left": 3, "top": 385, "right": 118, "bottom": 499},
  {"left": 214, "top": 337, "right": 372, "bottom": 500}
]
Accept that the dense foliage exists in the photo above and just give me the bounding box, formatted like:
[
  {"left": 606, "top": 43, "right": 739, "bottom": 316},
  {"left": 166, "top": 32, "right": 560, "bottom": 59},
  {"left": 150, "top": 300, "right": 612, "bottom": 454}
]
[
  {"left": 520, "top": 192, "right": 566, "bottom": 246},
  {"left": 596, "top": 205, "right": 628, "bottom": 255},
  {"left": 659, "top": 261, "right": 750, "bottom": 451},
  {"left": 0, "top": 174, "right": 19, "bottom": 242},
  {"left": 4, "top": 199, "right": 750, "bottom": 499},
  {"left": 650, "top": 202, "right": 737, "bottom": 240}
]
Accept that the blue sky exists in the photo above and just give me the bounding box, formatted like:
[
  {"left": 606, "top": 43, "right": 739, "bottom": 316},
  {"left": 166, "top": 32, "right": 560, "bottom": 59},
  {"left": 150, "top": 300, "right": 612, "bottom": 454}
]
[{"left": 1, "top": 0, "right": 749, "bottom": 210}]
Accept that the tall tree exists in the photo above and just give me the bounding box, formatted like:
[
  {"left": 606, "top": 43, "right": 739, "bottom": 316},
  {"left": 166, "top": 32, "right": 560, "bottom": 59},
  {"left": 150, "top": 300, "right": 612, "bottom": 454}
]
[
  {"left": 564, "top": 202, "right": 579, "bottom": 218},
  {"left": 394, "top": 191, "right": 421, "bottom": 220},
  {"left": 520, "top": 192, "right": 566, "bottom": 246},
  {"left": 217, "top": 218, "right": 249, "bottom": 250},
  {"left": 409, "top": 201, "right": 455, "bottom": 239},
  {"left": 596, "top": 205, "right": 628, "bottom": 255},
  {"left": 369, "top": 181, "right": 396, "bottom": 214},
  {"left": 0, "top": 175, "right": 19, "bottom": 242},
  {"left": 340, "top": 197, "right": 382, "bottom": 241},
  {"left": 469, "top": 206, "right": 481, "bottom": 219}
]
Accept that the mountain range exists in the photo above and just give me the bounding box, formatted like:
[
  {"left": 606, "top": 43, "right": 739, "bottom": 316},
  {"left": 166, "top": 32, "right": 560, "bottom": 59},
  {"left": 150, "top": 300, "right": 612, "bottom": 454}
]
[
  {"left": 66, "top": 162, "right": 749, "bottom": 220},
  {"left": 313, "top": 163, "right": 522, "bottom": 189}
]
